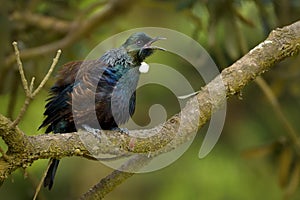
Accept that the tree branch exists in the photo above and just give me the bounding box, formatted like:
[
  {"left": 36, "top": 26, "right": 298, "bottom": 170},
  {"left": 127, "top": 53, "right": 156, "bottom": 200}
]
[
  {"left": 80, "top": 20, "right": 300, "bottom": 199},
  {"left": 0, "top": 20, "right": 299, "bottom": 197},
  {"left": 11, "top": 11, "right": 72, "bottom": 34},
  {"left": 10, "top": 42, "right": 61, "bottom": 127},
  {"left": 4, "top": 0, "right": 134, "bottom": 68},
  {"left": 80, "top": 155, "right": 150, "bottom": 200}
]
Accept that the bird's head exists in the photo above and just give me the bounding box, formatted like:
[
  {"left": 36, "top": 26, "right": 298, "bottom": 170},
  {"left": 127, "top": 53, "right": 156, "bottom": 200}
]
[{"left": 122, "top": 32, "right": 165, "bottom": 64}]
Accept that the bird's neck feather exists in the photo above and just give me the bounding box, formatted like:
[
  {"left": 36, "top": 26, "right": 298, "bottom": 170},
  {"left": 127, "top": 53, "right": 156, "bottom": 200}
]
[{"left": 101, "top": 46, "right": 144, "bottom": 67}]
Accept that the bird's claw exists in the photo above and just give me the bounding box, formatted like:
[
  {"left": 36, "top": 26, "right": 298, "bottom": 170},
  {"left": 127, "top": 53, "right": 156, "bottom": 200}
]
[
  {"left": 112, "top": 127, "right": 129, "bottom": 135},
  {"left": 82, "top": 124, "right": 101, "bottom": 140}
]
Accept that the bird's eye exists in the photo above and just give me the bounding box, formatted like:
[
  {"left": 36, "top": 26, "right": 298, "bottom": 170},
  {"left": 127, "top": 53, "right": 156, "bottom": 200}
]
[{"left": 136, "top": 40, "right": 143, "bottom": 46}]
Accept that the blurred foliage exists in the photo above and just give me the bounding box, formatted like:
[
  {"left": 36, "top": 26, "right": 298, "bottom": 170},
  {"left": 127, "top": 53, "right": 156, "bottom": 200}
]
[{"left": 0, "top": 0, "right": 300, "bottom": 199}]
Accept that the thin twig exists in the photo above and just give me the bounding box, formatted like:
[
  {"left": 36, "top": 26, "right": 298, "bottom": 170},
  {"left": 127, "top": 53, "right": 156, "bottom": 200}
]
[
  {"left": 80, "top": 155, "right": 150, "bottom": 200},
  {"left": 33, "top": 161, "right": 52, "bottom": 200},
  {"left": 29, "top": 77, "right": 35, "bottom": 93},
  {"left": 255, "top": 77, "right": 300, "bottom": 148},
  {"left": 31, "top": 50, "right": 61, "bottom": 97},
  {"left": 11, "top": 41, "right": 32, "bottom": 127},
  {"left": 12, "top": 42, "right": 30, "bottom": 96},
  {"left": 11, "top": 97, "right": 31, "bottom": 127},
  {"left": 10, "top": 46, "right": 62, "bottom": 127}
]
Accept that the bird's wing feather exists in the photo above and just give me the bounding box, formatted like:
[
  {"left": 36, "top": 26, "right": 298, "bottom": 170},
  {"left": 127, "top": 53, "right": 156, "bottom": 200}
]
[
  {"left": 40, "top": 59, "right": 116, "bottom": 131},
  {"left": 71, "top": 63, "right": 118, "bottom": 126}
]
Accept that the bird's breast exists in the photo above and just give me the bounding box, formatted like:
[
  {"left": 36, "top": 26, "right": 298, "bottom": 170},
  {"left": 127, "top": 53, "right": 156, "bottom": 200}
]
[{"left": 110, "top": 67, "right": 140, "bottom": 125}]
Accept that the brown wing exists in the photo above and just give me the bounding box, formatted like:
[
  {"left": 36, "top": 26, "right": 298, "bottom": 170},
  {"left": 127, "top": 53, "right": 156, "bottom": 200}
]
[{"left": 39, "top": 60, "right": 106, "bottom": 132}]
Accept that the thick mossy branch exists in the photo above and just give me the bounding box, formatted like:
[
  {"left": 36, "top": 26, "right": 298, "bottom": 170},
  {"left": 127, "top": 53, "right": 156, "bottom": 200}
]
[{"left": 0, "top": 20, "right": 299, "bottom": 190}]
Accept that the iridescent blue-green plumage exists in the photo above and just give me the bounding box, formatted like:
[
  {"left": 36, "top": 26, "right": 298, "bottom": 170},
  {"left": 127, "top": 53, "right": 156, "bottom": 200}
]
[{"left": 39, "top": 32, "right": 164, "bottom": 190}]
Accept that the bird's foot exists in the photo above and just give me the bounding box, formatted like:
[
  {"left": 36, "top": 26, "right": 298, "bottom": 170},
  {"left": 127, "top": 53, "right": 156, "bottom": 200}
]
[
  {"left": 82, "top": 124, "right": 101, "bottom": 140},
  {"left": 112, "top": 127, "right": 129, "bottom": 135}
]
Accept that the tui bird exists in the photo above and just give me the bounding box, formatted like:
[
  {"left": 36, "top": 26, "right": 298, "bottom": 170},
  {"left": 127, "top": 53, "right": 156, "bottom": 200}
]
[{"left": 39, "top": 32, "right": 165, "bottom": 190}]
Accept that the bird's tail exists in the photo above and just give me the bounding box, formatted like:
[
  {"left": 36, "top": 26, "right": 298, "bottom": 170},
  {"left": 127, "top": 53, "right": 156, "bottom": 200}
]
[{"left": 44, "top": 159, "right": 60, "bottom": 190}]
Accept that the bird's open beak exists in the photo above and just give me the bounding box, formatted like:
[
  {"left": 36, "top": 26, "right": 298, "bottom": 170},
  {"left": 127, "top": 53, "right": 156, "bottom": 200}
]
[{"left": 141, "top": 36, "right": 166, "bottom": 52}]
